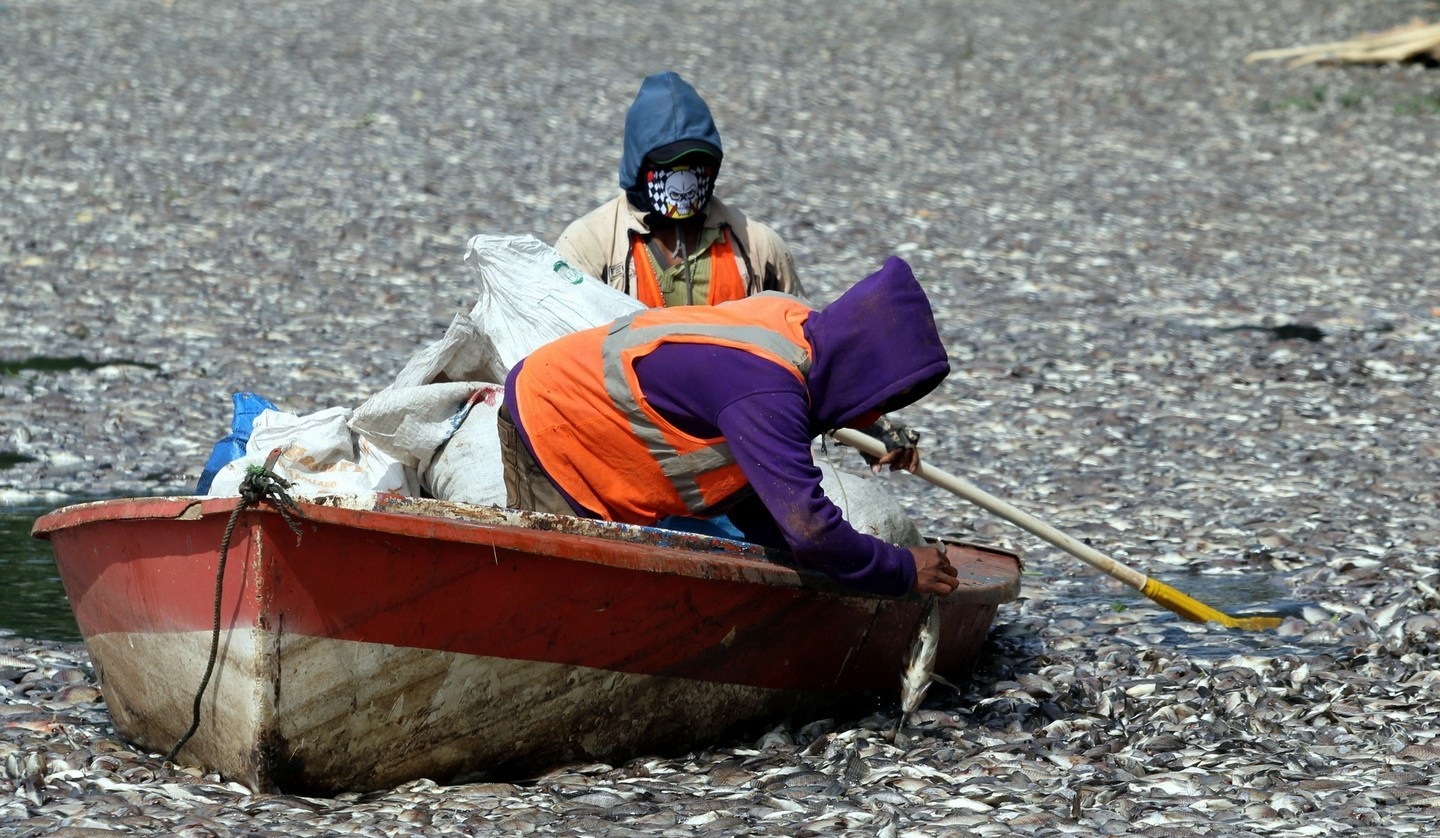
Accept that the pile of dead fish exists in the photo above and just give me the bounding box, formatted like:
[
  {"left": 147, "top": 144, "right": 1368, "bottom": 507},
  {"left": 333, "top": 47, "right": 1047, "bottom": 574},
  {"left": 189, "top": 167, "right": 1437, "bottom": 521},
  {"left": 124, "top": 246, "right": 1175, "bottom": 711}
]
[
  {"left": 6, "top": 562, "right": 1440, "bottom": 837},
  {"left": 6, "top": 0, "right": 1440, "bottom": 834}
]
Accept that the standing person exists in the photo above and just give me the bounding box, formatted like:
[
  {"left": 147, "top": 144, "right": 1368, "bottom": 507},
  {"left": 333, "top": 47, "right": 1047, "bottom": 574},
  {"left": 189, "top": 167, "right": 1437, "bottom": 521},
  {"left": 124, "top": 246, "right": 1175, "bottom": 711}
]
[
  {"left": 554, "top": 70, "right": 920, "bottom": 471},
  {"left": 497, "top": 256, "right": 958, "bottom": 597},
  {"left": 554, "top": 71, "right": 803, "bottom": 307}
]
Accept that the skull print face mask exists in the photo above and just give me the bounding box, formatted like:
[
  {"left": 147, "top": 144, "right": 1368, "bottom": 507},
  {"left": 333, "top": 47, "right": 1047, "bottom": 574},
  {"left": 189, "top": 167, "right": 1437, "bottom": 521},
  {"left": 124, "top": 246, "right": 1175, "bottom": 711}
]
[{"left": 642, "top": 162, "right": 716, "bottom": 220}]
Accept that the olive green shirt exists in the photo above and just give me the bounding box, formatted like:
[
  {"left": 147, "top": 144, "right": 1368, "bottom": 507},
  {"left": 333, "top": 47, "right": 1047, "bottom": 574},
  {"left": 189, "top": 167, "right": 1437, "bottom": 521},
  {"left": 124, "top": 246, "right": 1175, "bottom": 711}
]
[{"left": 641, "top": 226, "right": 726, "bottom": 307}]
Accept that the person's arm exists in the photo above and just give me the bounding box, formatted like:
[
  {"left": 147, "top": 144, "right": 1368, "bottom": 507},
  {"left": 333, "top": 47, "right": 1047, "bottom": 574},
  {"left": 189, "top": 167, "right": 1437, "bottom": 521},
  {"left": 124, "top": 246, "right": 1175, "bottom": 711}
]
[
  {"left": 723, "top": 490, "right": 964, "bottom": 593},
  {"left": 721, "top": 492, "right": 786, "bottom": 551},
  {"left": 554, "top": 197, "right": 636, "bottom": 290},
  {"left": 634, "top": 344, "right": 952, "bottom": 595},
  {"left": 715, "top": 392, "right": 930, "bottom": 595},
  {"left": 726, "top": 211, "right": 806, "bottom": 300},
  {"left": 765, "top": 245, "right": 804, "bottom": 298}
]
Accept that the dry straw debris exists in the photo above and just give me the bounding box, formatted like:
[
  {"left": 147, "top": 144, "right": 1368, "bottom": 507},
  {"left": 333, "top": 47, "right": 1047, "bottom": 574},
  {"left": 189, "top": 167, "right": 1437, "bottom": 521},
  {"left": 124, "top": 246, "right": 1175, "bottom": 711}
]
[{"left": 1247, "top": 18, "right": 1440, "bottom": 67}]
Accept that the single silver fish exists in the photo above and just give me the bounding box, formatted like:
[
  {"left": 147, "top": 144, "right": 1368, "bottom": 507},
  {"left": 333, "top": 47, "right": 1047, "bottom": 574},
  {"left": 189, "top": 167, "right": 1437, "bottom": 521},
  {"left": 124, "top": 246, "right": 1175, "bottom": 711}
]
[{"left": 896, "top": 594, "right": 941, "bottom": 742}]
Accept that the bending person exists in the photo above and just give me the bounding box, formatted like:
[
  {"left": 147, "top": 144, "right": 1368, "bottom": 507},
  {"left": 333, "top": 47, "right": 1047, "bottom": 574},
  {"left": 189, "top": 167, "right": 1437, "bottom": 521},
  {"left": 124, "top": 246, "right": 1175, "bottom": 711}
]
[{"left": 498, "top": 256, "right": 957, "bottom": 597}]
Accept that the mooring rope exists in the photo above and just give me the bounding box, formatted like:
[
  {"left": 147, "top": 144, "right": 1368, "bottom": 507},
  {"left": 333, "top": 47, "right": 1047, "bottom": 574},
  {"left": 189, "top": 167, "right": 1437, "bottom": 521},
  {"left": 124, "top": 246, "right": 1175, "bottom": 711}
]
[{"left": 164, "top": 457, "right": 304, "bottom": 764}]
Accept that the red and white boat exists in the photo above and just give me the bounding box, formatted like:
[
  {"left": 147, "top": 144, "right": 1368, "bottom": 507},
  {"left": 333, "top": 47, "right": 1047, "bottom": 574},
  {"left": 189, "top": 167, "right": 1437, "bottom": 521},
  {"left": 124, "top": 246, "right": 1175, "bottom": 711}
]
[{"left": 32, "top": 494, "right": 1020, "bottom": 794}]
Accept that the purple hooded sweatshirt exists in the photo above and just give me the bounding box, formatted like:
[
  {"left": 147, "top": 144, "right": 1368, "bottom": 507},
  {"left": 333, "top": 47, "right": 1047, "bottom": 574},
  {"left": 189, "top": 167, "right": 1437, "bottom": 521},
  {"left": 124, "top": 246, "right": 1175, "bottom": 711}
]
[{"left": 504, "top": 256, "right": 950, "bottom": 596}]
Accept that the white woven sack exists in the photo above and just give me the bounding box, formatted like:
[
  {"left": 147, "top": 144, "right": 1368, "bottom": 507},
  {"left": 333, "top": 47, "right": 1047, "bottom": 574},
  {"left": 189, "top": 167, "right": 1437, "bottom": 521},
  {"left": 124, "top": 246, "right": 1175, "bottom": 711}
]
[
  {"left": 816, "top": 459, "right": 924, "bottom": 547},
  {"left": 422, "top": 396, "right": 506, "bottom": 507},
  {"left": 207, "top": 407, "right": 419, "bottom": 499},
  {"left": 349, "top": 381, "right": 498, "bottom": 477},
  {"left": 386, "top": 313, "right": 506, "bottom": 390},
  {"left": 464, "top": 233, "right": 643, "bottom": 371}
]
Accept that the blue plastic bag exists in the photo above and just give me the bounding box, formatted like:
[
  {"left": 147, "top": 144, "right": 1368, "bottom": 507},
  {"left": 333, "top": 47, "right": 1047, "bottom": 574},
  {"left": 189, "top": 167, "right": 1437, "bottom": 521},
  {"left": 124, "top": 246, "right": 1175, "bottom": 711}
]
[
  {"left": 195, "top": 392, "right": 278, "bottom": 493},
  {"left": 655, "top": 514, "right": 746, "bottom": 541}
]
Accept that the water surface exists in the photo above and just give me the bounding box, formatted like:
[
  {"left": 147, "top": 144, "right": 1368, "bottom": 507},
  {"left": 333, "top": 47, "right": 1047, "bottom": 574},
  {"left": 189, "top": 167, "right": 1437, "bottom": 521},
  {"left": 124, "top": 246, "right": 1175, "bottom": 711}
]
[{"left": 1, "top": 501, "right": 82, "bottom": 642}]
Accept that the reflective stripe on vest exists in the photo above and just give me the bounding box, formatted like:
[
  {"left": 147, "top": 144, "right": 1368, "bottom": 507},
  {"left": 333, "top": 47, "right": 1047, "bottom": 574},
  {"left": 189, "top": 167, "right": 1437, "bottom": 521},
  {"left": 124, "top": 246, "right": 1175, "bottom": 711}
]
[
  {"left": 600, "top": 307, "right": 812, "bottom": 513},
  {"left": 515, "top": 294, "right": 812, "bottom": 522},
  {"left": 631, "top": 227, "right": 748, "bottom": 307}
]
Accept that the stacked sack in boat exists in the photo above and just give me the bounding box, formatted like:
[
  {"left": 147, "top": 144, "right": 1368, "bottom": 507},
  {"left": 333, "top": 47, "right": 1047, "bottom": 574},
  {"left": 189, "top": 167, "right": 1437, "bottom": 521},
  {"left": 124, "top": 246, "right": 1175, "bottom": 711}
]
[
  {"left": 203, "top": 235, "right": 921, "bottom": 546},
  {"left": 205, "top": 234, "right": 640, "bottom": 504}
]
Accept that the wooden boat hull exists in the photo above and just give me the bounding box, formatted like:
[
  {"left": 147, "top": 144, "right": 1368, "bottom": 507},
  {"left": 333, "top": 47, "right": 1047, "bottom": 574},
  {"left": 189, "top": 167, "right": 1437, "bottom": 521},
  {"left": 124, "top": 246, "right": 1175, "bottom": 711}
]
[{"left": 33, "top": 495, "right": 1020, "bottom": 794}]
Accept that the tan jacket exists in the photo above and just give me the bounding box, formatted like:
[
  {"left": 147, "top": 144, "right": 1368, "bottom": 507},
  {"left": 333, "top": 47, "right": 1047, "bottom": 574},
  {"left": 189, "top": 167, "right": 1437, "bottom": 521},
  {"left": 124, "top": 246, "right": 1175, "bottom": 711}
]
[{"left": 554, "top": 195, "right": 805, "bottom": 301}]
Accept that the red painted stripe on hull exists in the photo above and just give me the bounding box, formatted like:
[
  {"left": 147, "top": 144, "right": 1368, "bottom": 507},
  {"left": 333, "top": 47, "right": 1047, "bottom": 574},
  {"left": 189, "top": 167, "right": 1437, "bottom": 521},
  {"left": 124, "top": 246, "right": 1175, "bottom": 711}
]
[{"left": 39, "top": 498, "right": 1016, "bottom": 693}]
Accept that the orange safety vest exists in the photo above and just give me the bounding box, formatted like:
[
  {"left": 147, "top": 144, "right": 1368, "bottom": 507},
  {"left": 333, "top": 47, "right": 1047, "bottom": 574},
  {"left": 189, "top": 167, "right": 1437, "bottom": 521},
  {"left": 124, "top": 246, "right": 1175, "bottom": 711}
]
[
  {"left": 631, "top": 228, "right": 748, "bottom": 307},
  {"left": 514, "top": 293, "right": 813, "bottom": 524}
]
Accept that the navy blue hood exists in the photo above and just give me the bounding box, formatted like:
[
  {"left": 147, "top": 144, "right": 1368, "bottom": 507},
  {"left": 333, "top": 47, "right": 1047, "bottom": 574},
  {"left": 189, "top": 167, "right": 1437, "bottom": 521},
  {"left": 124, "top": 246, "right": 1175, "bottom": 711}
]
[
  {"left": 802, "top": 257, "right": 950, "bottom": 431},
  {"left": 619, "top": 72, "right": 723, "bottom": 191}
]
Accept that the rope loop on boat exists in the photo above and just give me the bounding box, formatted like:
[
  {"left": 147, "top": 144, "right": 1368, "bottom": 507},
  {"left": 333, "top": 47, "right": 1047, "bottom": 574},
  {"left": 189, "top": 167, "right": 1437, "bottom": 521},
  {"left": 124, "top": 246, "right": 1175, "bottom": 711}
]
[
  {"left": 164, "top": 456, "right": 305, "bottom": 764},
  {"left": 238, "top": 460, "right": 305, "bottom": 542}
]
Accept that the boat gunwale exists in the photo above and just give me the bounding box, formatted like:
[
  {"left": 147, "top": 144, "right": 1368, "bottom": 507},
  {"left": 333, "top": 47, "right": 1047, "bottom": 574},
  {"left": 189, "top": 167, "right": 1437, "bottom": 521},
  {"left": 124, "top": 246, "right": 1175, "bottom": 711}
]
[{"left": 33, "top": 495, "right": 1022, "bottom": 606}]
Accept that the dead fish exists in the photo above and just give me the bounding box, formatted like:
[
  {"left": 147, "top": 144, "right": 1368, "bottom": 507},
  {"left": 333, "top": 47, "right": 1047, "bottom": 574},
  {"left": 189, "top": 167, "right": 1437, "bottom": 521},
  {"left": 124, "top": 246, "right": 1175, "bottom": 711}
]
[
  {"left": 896, "top": 595, "right": 941, "bottom": 742},
  {"left": 5, "top": 718, "right": 66, "bottom": 734}
]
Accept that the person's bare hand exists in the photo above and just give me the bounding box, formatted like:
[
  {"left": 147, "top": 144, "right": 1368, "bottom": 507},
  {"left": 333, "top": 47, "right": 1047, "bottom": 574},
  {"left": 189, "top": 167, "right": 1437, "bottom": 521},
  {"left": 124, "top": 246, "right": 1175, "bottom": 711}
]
[
  {"left": 871, "top": 445, "right": 921, "bottom": 474},
  {"left": 910, "top": 544, "right": 957, "bottom": 596}
]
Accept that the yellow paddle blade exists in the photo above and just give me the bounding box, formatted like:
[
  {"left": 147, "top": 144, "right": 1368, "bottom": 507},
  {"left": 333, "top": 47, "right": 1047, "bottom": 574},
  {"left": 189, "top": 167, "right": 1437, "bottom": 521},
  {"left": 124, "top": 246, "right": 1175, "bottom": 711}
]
[{"left": 1140, "top": 578, "right": 1284, "bottom": 630}]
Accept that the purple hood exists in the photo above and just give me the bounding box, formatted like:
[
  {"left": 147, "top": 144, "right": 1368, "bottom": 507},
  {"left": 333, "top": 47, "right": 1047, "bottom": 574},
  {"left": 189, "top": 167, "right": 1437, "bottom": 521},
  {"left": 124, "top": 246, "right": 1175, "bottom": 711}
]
[{"left": 802, "top": 256, "right": 950, "bottom": 432}]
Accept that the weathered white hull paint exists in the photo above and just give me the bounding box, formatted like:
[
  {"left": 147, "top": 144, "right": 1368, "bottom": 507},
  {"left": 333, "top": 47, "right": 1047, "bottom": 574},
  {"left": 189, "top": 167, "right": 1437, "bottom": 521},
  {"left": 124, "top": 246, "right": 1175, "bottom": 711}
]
[{"left": 90, "top": 629, "right": 841, "bottom": 793}]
